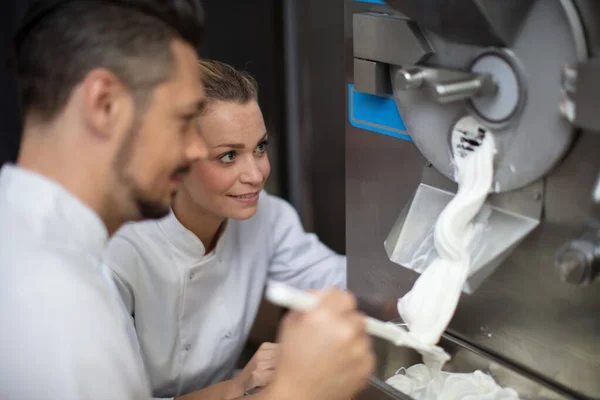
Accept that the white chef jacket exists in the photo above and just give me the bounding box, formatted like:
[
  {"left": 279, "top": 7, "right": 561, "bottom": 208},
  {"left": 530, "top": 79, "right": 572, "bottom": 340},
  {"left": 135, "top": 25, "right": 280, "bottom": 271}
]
[
  {"left": 102, "top": 191, "right": 346, "bottom": 398},
  {"left": 0, "top": 165, "right": 152, "bottom": 400}
]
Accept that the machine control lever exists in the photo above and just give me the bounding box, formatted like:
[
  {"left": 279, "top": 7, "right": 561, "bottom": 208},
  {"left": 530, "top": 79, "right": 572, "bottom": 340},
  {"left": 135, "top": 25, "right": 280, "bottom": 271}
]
[{"left": 393, "top": 66, "right": 497, "bottom": 104}]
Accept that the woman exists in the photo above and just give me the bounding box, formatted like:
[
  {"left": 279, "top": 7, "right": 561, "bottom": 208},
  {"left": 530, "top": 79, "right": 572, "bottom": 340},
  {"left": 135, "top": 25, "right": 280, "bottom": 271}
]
[{"left": 102, "top": 59, "right": 346, "bottom": 399}]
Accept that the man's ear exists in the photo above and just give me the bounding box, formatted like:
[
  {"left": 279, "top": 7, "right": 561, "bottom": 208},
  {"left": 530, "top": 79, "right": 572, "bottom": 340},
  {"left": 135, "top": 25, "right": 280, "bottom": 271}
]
[{"left": 81, "top": 68, "right": 134, "bottom": 140}]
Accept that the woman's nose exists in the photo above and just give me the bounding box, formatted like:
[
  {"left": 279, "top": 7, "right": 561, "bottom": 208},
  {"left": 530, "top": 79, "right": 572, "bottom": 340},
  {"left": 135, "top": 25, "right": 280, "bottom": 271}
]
[{"left": 240, "top": 158, "right": 263, "bottom": 185}]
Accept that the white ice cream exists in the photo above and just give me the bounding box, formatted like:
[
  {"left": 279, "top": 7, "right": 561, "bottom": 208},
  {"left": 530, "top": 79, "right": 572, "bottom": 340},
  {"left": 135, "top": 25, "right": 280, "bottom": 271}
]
[
  {"left": 387, "top": 120, "right": 521, "bottom": 399},
  {"left": 386, "top": 364, "right": 520, "bottom": 400},
  {"left": 398, "top": 117, "right": 496, "bottom": 347}
]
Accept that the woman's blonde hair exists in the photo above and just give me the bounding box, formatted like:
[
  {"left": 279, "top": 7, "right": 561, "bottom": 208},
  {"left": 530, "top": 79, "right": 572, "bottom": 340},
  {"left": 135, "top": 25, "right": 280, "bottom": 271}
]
[{"left": 198, "top": 59, "right": 258, "bottom": 113}]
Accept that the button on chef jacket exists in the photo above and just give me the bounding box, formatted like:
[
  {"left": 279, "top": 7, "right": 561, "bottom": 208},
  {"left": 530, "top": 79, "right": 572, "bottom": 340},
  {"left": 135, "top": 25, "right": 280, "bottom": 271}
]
[
  {"left": 102, "top": 191, "right": 346, "bottom": 398},
  {"left": 0, "top": 165, "right": 152, "bottom": 399}
]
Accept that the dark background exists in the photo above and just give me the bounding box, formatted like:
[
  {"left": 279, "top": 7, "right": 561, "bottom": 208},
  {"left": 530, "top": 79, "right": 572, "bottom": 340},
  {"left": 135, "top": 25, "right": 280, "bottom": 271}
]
[{"left": 0, "top": 0, "right": 21, "bottom": 167}]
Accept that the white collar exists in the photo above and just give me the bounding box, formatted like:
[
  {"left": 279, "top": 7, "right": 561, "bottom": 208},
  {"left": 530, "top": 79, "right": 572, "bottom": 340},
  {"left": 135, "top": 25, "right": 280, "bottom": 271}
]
[{"left": 157, "top": 210, "right": 229, "bottom": 262}]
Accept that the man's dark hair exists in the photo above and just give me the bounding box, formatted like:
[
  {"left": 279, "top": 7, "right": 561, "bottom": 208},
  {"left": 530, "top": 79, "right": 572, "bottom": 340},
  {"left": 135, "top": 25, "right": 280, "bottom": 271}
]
[{"left": 12, "top": 0, "right": 205, "bottom": 122}]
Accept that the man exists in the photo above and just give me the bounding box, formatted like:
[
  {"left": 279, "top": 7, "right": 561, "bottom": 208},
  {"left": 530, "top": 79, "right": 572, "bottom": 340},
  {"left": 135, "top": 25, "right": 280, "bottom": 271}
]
[{"left": 0, "top": 1, "right": 374, "bottom": 400}]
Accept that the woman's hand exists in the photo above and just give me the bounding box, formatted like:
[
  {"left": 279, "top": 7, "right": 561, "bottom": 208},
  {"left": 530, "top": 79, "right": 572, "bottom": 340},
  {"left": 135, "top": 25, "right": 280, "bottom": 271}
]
[{"left": 229, "top": 342, "right": 279, "bottom": 397}]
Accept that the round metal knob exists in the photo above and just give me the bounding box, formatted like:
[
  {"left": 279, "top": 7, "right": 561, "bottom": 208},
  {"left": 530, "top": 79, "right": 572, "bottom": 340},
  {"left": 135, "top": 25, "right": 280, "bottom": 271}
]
[
  {"left": 555, "top": 249, "right": 588, "bottom": 284},
  {"left": 554, "top": 235, "right": 600, "bottom": 285}
]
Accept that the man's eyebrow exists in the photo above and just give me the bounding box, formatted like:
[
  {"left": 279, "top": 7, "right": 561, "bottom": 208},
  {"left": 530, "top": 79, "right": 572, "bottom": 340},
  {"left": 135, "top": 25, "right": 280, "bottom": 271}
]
[
  {"left": 195, "top": 98, "right": 207, "bottom": 114},
  {"left": 181, "top": 98, "right": 207, "bottom": 116}
]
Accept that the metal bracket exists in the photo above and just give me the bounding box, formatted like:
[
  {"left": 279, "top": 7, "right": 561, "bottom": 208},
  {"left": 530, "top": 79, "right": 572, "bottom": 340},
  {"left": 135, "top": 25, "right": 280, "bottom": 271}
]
[
  {"left": 384, "top": 165, "right": 543, "bottom": 293},
  {"left": 560, "top": 58, "right": 600, "bottom": 132}
]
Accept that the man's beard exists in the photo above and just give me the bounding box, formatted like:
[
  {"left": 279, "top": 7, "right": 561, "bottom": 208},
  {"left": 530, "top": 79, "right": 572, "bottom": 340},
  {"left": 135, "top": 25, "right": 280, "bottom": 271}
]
[
  {"left": 131, "top": 164, "right": 190, "bottom": 220},
  {"left": 114, "top": 120, "right": 188, "bottom": 221},
  {"left": 132, "top": 190, "right": 172, "bottom": 220}
]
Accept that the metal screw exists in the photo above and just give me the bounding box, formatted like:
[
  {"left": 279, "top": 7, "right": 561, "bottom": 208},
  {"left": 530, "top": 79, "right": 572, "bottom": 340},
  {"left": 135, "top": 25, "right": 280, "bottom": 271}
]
[{"left": 554, "top": 236, "right": 600, "bottom": 285}]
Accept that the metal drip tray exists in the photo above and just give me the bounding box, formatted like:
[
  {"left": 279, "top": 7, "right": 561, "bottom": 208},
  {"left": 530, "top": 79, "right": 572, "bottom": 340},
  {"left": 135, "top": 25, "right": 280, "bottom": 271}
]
[{"left": 357, "top": 321, "right": 581, "bottom": 400}]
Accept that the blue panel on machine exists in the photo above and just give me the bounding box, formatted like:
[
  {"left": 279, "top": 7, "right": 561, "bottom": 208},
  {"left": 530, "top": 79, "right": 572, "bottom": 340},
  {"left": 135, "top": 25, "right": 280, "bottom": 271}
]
[
  {"left": 348, "top": 84, "right": 412, "bottom": 141},
  {"left": 353, "top": 0, "right": 387, "bottom": 3}
]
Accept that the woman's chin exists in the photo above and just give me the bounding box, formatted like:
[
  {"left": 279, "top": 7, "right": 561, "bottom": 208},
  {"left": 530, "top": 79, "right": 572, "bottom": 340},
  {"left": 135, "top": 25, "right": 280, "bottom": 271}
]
[{"left": 221, "top": 204, "right": 259, "bottom": 221}]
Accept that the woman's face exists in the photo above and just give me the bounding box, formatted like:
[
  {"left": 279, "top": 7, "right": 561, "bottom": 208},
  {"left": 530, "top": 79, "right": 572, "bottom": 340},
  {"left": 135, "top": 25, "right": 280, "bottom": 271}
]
[{"left": 181, "top": 100, "right": 270, "bottom": 220}]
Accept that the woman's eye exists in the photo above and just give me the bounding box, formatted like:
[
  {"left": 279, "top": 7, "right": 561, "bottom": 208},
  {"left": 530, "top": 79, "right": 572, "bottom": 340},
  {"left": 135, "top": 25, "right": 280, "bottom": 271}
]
[
  {"left": 256, "top": 141, "right": 269, "bottom": 154},
  {"left": 219, "top": 152, "right": 236, "bottom": 163}
]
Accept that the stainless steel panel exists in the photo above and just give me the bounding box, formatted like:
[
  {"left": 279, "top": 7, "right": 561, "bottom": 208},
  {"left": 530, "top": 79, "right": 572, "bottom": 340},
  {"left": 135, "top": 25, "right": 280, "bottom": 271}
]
[
  {"left": 573, "top": 58, "right": 600, "bottom": 131},
  {"left": 573, "top": 0, "right": 600, "bottom": 57},
  {"left": 385, "top": 0, "right": 536, "bottom": 47},
  {"left": 346, "top": 1, "right": 600, "bottom": 398},
  {"left": 353, "top": 13, "right": 432, "bottom": 66},
  {"left": 354, "top": 59, "right": 391, "bottom": 96}
]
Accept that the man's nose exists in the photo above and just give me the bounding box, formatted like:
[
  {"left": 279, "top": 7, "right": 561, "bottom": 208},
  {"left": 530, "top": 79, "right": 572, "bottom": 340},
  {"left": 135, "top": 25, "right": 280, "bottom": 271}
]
[{"left": 186, "top": 132, "right": 208, "bottom": 162}]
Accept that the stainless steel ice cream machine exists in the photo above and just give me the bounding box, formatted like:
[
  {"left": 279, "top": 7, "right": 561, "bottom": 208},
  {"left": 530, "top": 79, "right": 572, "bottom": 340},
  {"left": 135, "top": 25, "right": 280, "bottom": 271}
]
[{"left": 345, "top": 0, "right": 600, "bottom": 399}]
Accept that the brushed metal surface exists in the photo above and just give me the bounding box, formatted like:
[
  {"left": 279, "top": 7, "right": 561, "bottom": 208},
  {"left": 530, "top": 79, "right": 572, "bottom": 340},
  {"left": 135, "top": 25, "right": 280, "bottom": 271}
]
[
  {"left": 369, "top": 322, "right": 580, "bottom": 400},
  {"left": 353, "top": 13, "right": 432, "bottom": 66},
  {"left": 346, "top": 1, "right": 600, "bottom": 398}
]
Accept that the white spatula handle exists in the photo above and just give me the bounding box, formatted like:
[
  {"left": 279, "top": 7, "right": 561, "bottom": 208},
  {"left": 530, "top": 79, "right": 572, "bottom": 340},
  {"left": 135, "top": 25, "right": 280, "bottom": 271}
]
[
  {"left": 265, "top": 281, "right": 450, "bottom": 363},
  {"left": 266, "top": 282, "right": 414, "bottom": 346}
]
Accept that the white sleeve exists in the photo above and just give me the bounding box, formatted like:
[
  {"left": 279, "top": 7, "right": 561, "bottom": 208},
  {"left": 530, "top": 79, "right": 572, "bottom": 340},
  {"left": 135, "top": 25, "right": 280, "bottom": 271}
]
[
  {"left": 0, "top": 254, "right": 151, "bottom": 400},
  {"left": 103, "top": 235, "right": 175, "bottom": 400},
  {"left": 266, "top": 194, "right": 347, "bottom": 289},
  {"left": 103, "top": 235, "right": 141, "bottom": 316}
]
